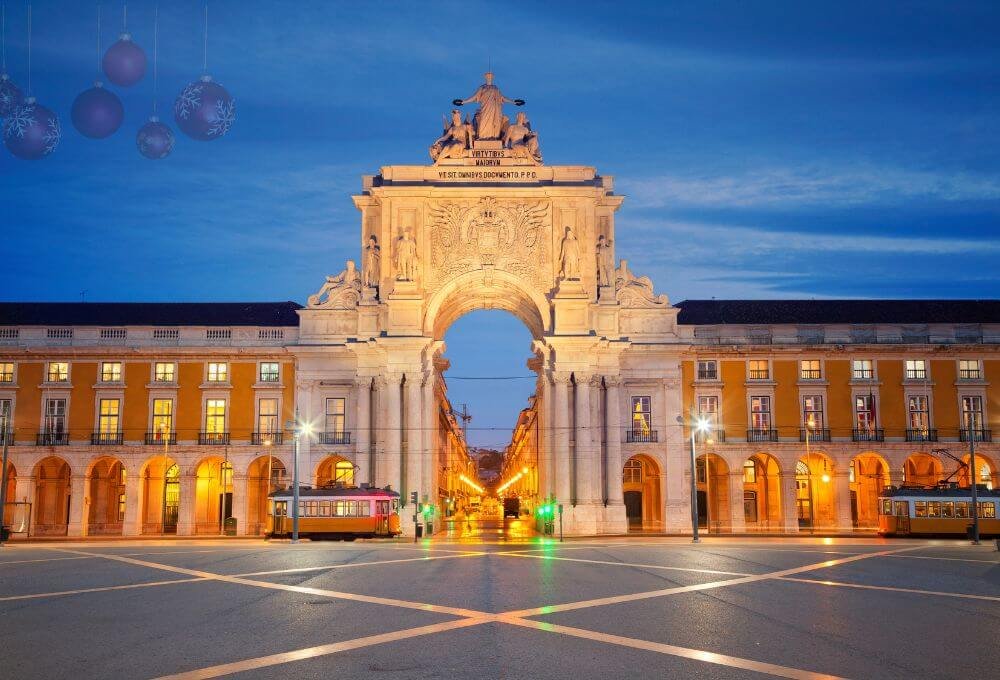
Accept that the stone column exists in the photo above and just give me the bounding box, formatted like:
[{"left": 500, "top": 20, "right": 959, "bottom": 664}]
[
  {"left": 67, "top": 474, "right": 87, "bottom": 537},
  {"left": 122, "top": 471, "right": 142, "bottom": 536},
  {"left": 404, "top": 375, "right": 423, "bottom": 505},
  {"left": 354, "top": 377, "right": 372, "bottom": 485},
  {"left": 541, "top": 375, "right": 555, "bottom": 498},
  {"left": 729, "top": 470, "right": 746, "bottom": 533},
  {"left": 553, "top": 373, "right": 571, "bottom": 504},
  {"left": 422, "top": 376, "right": 436, "bottom": 507},
  {"left": 231, "top": 473, "right": 248, "bottom": 536},
  {"left": 779, "top": 470, "right": 800, "bottom": 533},
  {"left": 605, "top": 377, "right": 624, "bottom": 506},
  {"left": 833, "top": 471, "right": 854, "bottom": 531},
  {"left": 589, "top": 375, "right": 604, "bottom": 503},
  {"left": 662, "top": 376, "right": 689, "bottom": 532},
  {"left": 176, "top": 472, "right": 197, "bottom": 536},
  {"left": 574, "top": 375, "right": 593, "bottom": 504},
  {"left": 382, "top": 373, "right": 402, "bottom": 495}
]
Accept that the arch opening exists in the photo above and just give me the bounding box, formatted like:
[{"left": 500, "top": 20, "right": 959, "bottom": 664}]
[
  {"left": 194, "top": 457, "right": 234, "bottom": 535},
  {"left": 87, "top": 456, "right": 125, "bottom": 536},
  {"left": 2, "top": 460, "right": 16, "bottom": 529},
  {"left": 247, "top": 455, "right": 287, "bottom": 535},
  {"left": 33, "top": 456, "right": 71, "bottom": 536},
  {"left": 696, "top": 453, "right": 730, "bottom": 532},
  {"left": 424, "top": 269, "right": 550, "bottom": 341},
  {"left": 850, "top": 453, "right": 890, "bottom": 529},
  {"left": 316, "top": 455, "right": 355, "bottom": 487},
  {"left": 797, "top": 452, "right": 836, "bottom": 529},
  {"left": 623, "top": 454, "right": 662, "bottom": 531},
  {"left": 141, "top": 456, "right": 179, "bottom": 534},
  {"left": 904, "top": 453, "right": 944, "bottom": 487},
  {"left": 958, "top": 452, "right": 995, "bottom": 490},
  {"left": 743, "top": 453, "right": 782, "bottom": 531}
]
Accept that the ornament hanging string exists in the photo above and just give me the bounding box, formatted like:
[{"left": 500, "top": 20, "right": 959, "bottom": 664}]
[
  {"left": 95, "top": 4, "right": 101, "bottom": 79},
  {"left": 26, "top": 2, "right": 30, "bottom": 96},
  {"left": 152, "top": 4, "right": 158, "bottom": 115},
  {"left": 122, "top": 2, "right": 126, "bottom": 33},
  {"left": 2, "top": 2, "right": 6, "bottom": 73},
  {"left": 202, "top": 1, "right": 208, "bottom": 73}
]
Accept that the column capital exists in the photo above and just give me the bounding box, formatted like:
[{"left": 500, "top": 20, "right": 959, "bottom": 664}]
[
  {"left": 552, "top": 371, "right": 572, "bottom": 386},
  {"left": 354, "top": 375, "right": 374, "bottom": 389},
  {"left": 588, "top": 374, "right": 604, "bottom": 388},
  {"left": 604, "top": 375, "right": 624, "bottom": 388}
]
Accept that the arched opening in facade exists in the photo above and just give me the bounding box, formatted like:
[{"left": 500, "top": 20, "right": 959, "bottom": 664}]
[
  {"left": 33, "top": 456, "right": 71, "bottom": 536},
  {"left": 141, "top": 456, "right": 179, "bottom": 534},
  {"left": 194, "top": 457, "right": 233, "bottom": 534},
  {"left": 696, "top": 453, "right": 730, "bottom": 532},
  {"left": 87, "top": 456, "right": 125, "bottom": 535},
  {"left": 958, "top": 453, "right": 995, "bottom": 490},
  {"left": 247, "top": 455, "right": 287, "bottom": 535},
  {"left": 797, "top": 452, "right": 836, "bottom": 529},
  {"left": 904, "top": 453, "right": 943, "bottom": 487},
  {"left": 742, "top": 453, "right": 781, "bottom": 531},
  {"left": 3, "top": 460, "right": 18, "bottom": 529},
  {"left": 622, "top": 454, "right": 662, "bottom": 531},
  {"left": 850, "top": 453, "right": 890, "bottom": 529},
  {"left": 316, "top": 455, "right": 356, "bottom": 487}
]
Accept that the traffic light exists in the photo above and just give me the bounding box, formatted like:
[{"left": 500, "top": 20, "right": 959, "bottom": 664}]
[
  {"left": 409, "top": 491, "right": 418, "bottom": 505},
  {"left": 421, "top": 503, "right": 434, "bottom": 517}
]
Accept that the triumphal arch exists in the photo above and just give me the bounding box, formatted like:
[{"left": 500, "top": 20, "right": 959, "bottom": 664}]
[{"left": 296, "top": 74, "right": 682, "bottom": 535}]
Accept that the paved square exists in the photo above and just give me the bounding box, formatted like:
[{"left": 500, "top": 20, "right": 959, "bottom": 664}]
[{"left": 1, "top": 537, "right": 997, "bottom": 679}]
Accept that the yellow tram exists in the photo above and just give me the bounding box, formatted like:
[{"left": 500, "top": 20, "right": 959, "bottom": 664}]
[
  {"left": 878, "top": 486, "right": 1000, "bottom": 537},
  {"left": 267, "top": 484, "right": 401, "bottom": 539}
]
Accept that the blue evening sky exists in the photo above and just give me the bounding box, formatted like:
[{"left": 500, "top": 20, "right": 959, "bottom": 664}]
[{"left": 2, "top": 1, "right": 999, "bottom": 446}]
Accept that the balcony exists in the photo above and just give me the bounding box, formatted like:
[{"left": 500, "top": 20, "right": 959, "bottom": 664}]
[
  {"left": 958, "top": 369, "right": 982, "bottom": 380},
  {"left": 747, "top": 428, "right": 779, "bottom": 443},
  {"left": 696, "top": 428, "right": 726, "bottom": 443},
  {"left": 144, "top": 431, "right": 177, "bottom": 445},
  {"left": 852, "top": 428, "right": 885, "bottom": 442},
  {"left": 852, "top": 369, "right": 874, "bottom": 380},
  {"left": 747, "top": 370, "right": 770, "bottom": 381},
  {"left": 799, "top": 371, "right": 823, "bottom": 381},
  {"left": 960, "top": 428, "right": 992, "bottom": 443},
  {"left": 626, "top": 430, "right": 658, "bottom": 444},
  {"left": 252, "top": 432, "right": 284, "bottom": 445},
  {"left": 0, "top": 431, "right": 14, "bottom": 446},
  {"left": 36, "top": 432, "right": 69, "bottom": 446},
  {"left": 905, "top": 370, "right": 927, "bottom": 380},
  {"left": 198, "top": 432, "right": 230, "bottom": 445},
  {"left": 799, "top": 428, "right": 831, "bottom": 442},
  {"left": 696, "top": 371, "right": 718, "bottom": 381},
  {"left": 906, "top": 428, "right": 938, "bottom": 442},
  {"left": 320, "top": 431, "right": 352, "bottom": 445},
  {"left": 91, "top": 432, "right": 123, "bottom": 446}
]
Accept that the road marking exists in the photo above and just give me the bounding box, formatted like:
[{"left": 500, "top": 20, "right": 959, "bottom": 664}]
[
  {"left": 232, "top": 551, "right": 488, "bottom": 576},
  {"left": 502, "top": 616, "right": 847, "bottom": 680},
  {"left": 0, "top": 555, "right": 98, "bottom": 566},
  {"left": 778, "top": 576, "right": 1000, "bottom": 603},
  {"left": 497, "top": 551, "right": 752, "bottom": 577},
  {"left": 0, "top": 577, "right": 208, "bottom": 602},
  {"left": 152, "top": 617, "right": 493, "bottom": 680},
  {"left": 504, "top": 546, "right": 918, "bottom": 617},
  {"left": 885, "top": 553, "right": 1000, "bottom": 565}
]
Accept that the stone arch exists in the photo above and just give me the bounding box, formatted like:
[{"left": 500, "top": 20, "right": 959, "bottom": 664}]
[
  {"left": 958, "top": 451, "right": 996, "bottom": 490},
  {"left": 2, "top": 460, "right": 16, "bottom": 528},
  {"left": 423, "top": 268, "right": 551, "bottom": 340},
  {"left": 246, "top": 455, "right": 288, "bottom": 535},
  {"left": 193, "top": 456, "right": 233, "bottom": 534},
  {"left": 798, "top": 451, "right": 836, "bottom": 529},
  {"left": 86, "top": 455, "right": 126, "bottom": 535},
  {"left": 904, "top": 452, "right": 943, "bottom": 487},
  {"left": 622, "top": 453, "right": 662, "bottom": 531},
  {"left": 141, "top": 455, "right": 179, "bottom": 534},
  {"left": 743, "top": 452, "right": 782, "bottom": 531},
  {"left": 316, "top": 455, "right": 357, "bottom": 487},
  {"left": 850, "top": 452, "right": 891, "bottom": 529},
  {"left": 696, "top": 453, "right": 730, "bottom": 532},
  {"left": 32, "top": 456, "right": 71, "bottom": 536}
]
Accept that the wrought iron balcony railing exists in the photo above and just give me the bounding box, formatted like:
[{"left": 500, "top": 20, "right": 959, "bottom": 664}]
[
  {"left": 625, "top": 430, "right": 658, "bottom": 443},
  {"left": 36, "top": 431, "right": 69, "bottom": 446},
  {"left": 91, "top": 432, "right": 123, "bottom": 445},
  {"left": 696, "top": 428, "right": 726, "bottom": 443},
  {"left": 144, "top": 431, "right": 177, "bottom": 445},
  {"left": 252, "top": 432, "right": 284, "bottom": 445},
  {"left": 747, "top": 428, "right": 779, "bottom": 443},
  {"left": 198, "top": 432, "right": 230, "bottom": 445},
  {"left": 852, "top": 428, "right": 885, "bottom": 442},
  {"left": 799, "top": 428, "right": 831, "bottom": 442},
  {"left": 960, "top": 428, "right": 992, "bottom": 443},
  {"left": 320, "top": 431, "right": 352, "bottom": 445},
  {"left": 906, "top": 428, "right": 938, "bottom": 442}
]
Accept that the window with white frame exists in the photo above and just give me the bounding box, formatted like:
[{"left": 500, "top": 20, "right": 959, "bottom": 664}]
[
  {"left": 258, "top": 398, "right": 279, "bottom": 434},
  {"left": 961, "top": 395, "right": 984, "bottom": 432},
  {"left": 630, "top": 396, "right": 651, "bottom": 434},
  {"left": 855, "top": 394, "right": 876, "bottom": 430},
  {"left": 958, "top": 359, "right": 981, "bottom": 380},
  {"left": 800, "top": 360, "right": 822, "bottom": 380},
  {"left": 154, "top": 362, "right": 175, "bottom": 382},
  {"left": 0, "top": 362, "right": 13, "bottom": 383},
  {"left": 697, "top": 395, "right": 719, "bottom": 428},
  {"left": 152, "top": 398, "right": 173, "bottom": 436},
  {"left": 205, "top": 399, "right": 227, "bottom": 433},
  {"left": 852, "top": 359, "right": 874, "bottom": 380},
  {"left": 207, "top": 362, "right": 228, "bottom": 383},
  {"left": 750, "top": 396, "right": 772, "bottom": 431},
  {"left": 98, "top": 398, "right": 121, "bottom": 434},
  {"left": 696, "top": 360, "right": 718, "bottom": 381},
  {"left": 100, "top": 361, "right": 122, "bottom": 383},
  {"left": 325, "top": 398, "right": 345, "bottom": 435},
  {"left": 748, "top": 360, "right": 769, "bottom": 380},
  {"left": 905, "top": 359, "right": 927, "bottom": 380},
  {"left": 47, "top": 362, "right": 69, "bottom": 382},
  {"left": 44, "top": 398, "right": 67, "bottom": 435},
  {"left": 802, "top": 395, "right": 824, "bottom": 430},
  {"left": 908, "top": 395, "right": 930, "bottom": 433},
  {"left": 259, "top": 362, "right": 280, "bottom": 383},
  {"left": 623, "top": 458, "right": 643, "bottom": 484}
]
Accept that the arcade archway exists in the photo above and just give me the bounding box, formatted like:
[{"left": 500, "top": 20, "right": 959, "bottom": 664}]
[
  {"left": 87, "top": 456, "right": 125, "bottom": 535},
  {"left": 247, "top": 455, "right": 287, "bottom": 535},
  {"left": 194, "top": 457, "right": 233, "bottom": 534},
  {"left": 33, "top": 456, "right": 71, "bottom": 536},
  {"left": 316, "top": 455, "right": 355, "bottom": 487},
  {"left": 697, "top": 453, "right": 730, "bottom": 532},
  {"left": 850, "top": 453, "right": 890, "bottom": 529},
  {"left": 743, "top": 453, "right": 782, "bottom": 531},
  {"left": 904, "top": 453, "right": 943, "bottom": 487},
  {"left": 141, "top": 456, "right": 179, "bottom": 534},
  {"left": 958, "top": 452, "right": 995, "bottom": 489},
  {"left": 622, "top": 454, "right": 661, "bottom": 531},
  {"left": 797, "top": 452, "right": 836, "bottom": 529}
]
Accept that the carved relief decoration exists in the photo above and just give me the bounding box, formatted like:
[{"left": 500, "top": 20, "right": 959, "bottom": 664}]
[
  {"left": 615, "top": 259, "right": 669, "bottom": 308},
  {"left": 427, "top": 196, "right": 550, "bottom": 292}
]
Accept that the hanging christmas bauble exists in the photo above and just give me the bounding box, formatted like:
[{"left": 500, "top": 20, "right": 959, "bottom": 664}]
[
  {"left": 0, "top": 72, "right": 23, "bottom": 117},
  {"left": 2, "top": 98, "right": 61, "bottom": 160},
  {"left": 102, "top": 32, "right": 146, "bottom": 87},
  {"left": 136, "top": 116, "right": 174, "bottom": 159},
  {"left": 71, "top": 81, "right": 124, "bottom": 139},
  {"left": 173, "top": 75, "right": 235, "bottom": 141}
]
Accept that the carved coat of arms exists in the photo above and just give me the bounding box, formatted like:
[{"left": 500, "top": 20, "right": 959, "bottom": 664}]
[{"left": 427, "top": 197, "right": 549, "bottom": 290}]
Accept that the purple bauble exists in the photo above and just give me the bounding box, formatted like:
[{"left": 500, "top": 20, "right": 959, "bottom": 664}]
[
  {"left": 0, "top": 73, "right": 23, "bottom": 117},
  {"left": 174, "top": 75, "right": 235, "bottom": 141},
  {"left": 2, "top": 98, "right": 61, "bottom": 160},
  {"left": 102, "top": 33, "right": 146, "bottom": 87},
  {"left": 136, "top": 117, "right": 175, "bottom": 159},
  {"left": 71, "top": 82, "right": 124, "bottom": 139}
]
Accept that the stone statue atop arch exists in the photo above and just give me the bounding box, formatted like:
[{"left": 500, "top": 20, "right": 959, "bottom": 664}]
[
  {"left": 453, "top": 71, "right": 524, "bottom": 141},
  {"left": 394, "top": 229, "right": 419, "bottom": 281},
  {"left": 503, "top": 111, "right": 542, "bottom": 164},
  {"left": 363, "top": 234, "right": 381, "bottom": 289},
  {"left": 558, "top": 226, "right": 581, "bottom": 280},
  {"left": 307, "top": 260, "right": 361, "bottom": 308},
  {"left": 596, "top": 234, "right": 614, "bottom": 288},
  {"left": 429, "top": 110, "right": 474, "bottom": 164}
]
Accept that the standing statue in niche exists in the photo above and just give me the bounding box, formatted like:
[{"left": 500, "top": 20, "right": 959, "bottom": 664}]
[
  {"left": 558, "top": 226, "right": 581, "bottom": 280},
  {"left": 363, "top": 234, "right": 381, "bottom": 289},
  {"left": 453, "top": 71, "right": 524, "bottom": 140},
  {"left": 596, "top": 234, "right": 614, "bottom": 288},
  {"left": 503, "top": 111, "right": 542, "bottom": 164},
  {"left": 430, "top": 109, "right": 474, "bottom": 163},
  {"left": 394, "top": 228, "right": 419, "bottom": 281}
]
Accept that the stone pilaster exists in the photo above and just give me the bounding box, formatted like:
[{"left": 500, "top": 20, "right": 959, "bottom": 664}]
[
  {"left": 122, "top": 471, "right": 141, "bottom": 536},
  {"left": 382, "top": 373, "right": 402, "bottom": 494},
  {"left": 231, "top": 473, "right": 248, "bottom": 536},
  {"left": 573, "top": 375, "right": 592, "bottom": 504},
  {"left": 834, "top": 471, "right": 854, "bottom": 530},
  {"left": 780, "top": 470, "right": 800, "bottom": 533},
  {"left": 605, "top": 377, "right": 624, "bottom": 506},
  {"left": 355, "top": 377, "right": 372, "bottom": 485},
  {"left": 404, "top": 375, "right": 423, "bottom": 505},
  {"left": 176, "top": 472, "right": 197, "bottom": 536},
  {"left": 553, "top": 372, "right": 571, "bottom": 504},
  {"left": 728, "top": 471, "right": 746, "bottom": 533},
  {"left": 422, "top": 375, "right": 436, "bottom": 510},
  {"left": 66, "top": 474, "right": 87, "bottom": 537}
]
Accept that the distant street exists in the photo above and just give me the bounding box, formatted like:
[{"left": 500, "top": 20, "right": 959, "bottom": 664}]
[{"left": 1, "top": 531, "right": 998, "bottom": 679}]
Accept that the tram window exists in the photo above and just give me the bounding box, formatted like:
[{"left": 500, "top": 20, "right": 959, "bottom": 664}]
[
  {"left": 914, "top": 501, "right": 928, "bottom": 518},
  {"left": 941, "top": 502, "right": 954, "bottom": 518},
  {"left": 955, "top": 502, "right": 970, "bottom": 518},
  {"left": 358, "top": 501, "right": 370, "bottom": 517},
  {"left": 880, "top": 499, "right": 892, "bottom": 515},
  {"left": 299, "top": 501, "right": 307, "bottom": 517},
  {"left": 927, "top": 502, "right": 941, "bottom": 518},
  {"left": 980, "top": 502, "right": 996, "bottom": 519},
  {"left": 894, "top": 501, "right": 908, "bottom": 517}
]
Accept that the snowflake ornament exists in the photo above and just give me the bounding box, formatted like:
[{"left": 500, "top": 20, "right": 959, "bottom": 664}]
[
  {"left": 174, "top": 76, "right": 235, "bottom": 141},
  {"left": 2, "top": 98, "right": 60, "bottom": 160}
]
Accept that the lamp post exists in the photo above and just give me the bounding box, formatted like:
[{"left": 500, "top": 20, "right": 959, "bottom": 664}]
[
  {"left": 286, "top": 411, "right": 312, "bottom": 543},
  {"left": 968, "top": 419, "right": 981, "bottom": 545},
  {"left": 0, "top": 419, "right": 10, "bottom": 546},
  {"left": 679, "top": 413, "right": 711, "bottom": 542},
  {"left": 160, "top": 422, "right": 170, "bottom": 535}
]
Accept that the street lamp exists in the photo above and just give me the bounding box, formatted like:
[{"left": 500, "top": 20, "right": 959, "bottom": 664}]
[
  {"left": 679, "top": 413, "right": 711, "bottom": 542},
  {"left": 0, "top": 418, "right": 10, "bottom": 546},
  {"left": 286, "top": 411, "right": 313, "bottom": 543}
]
